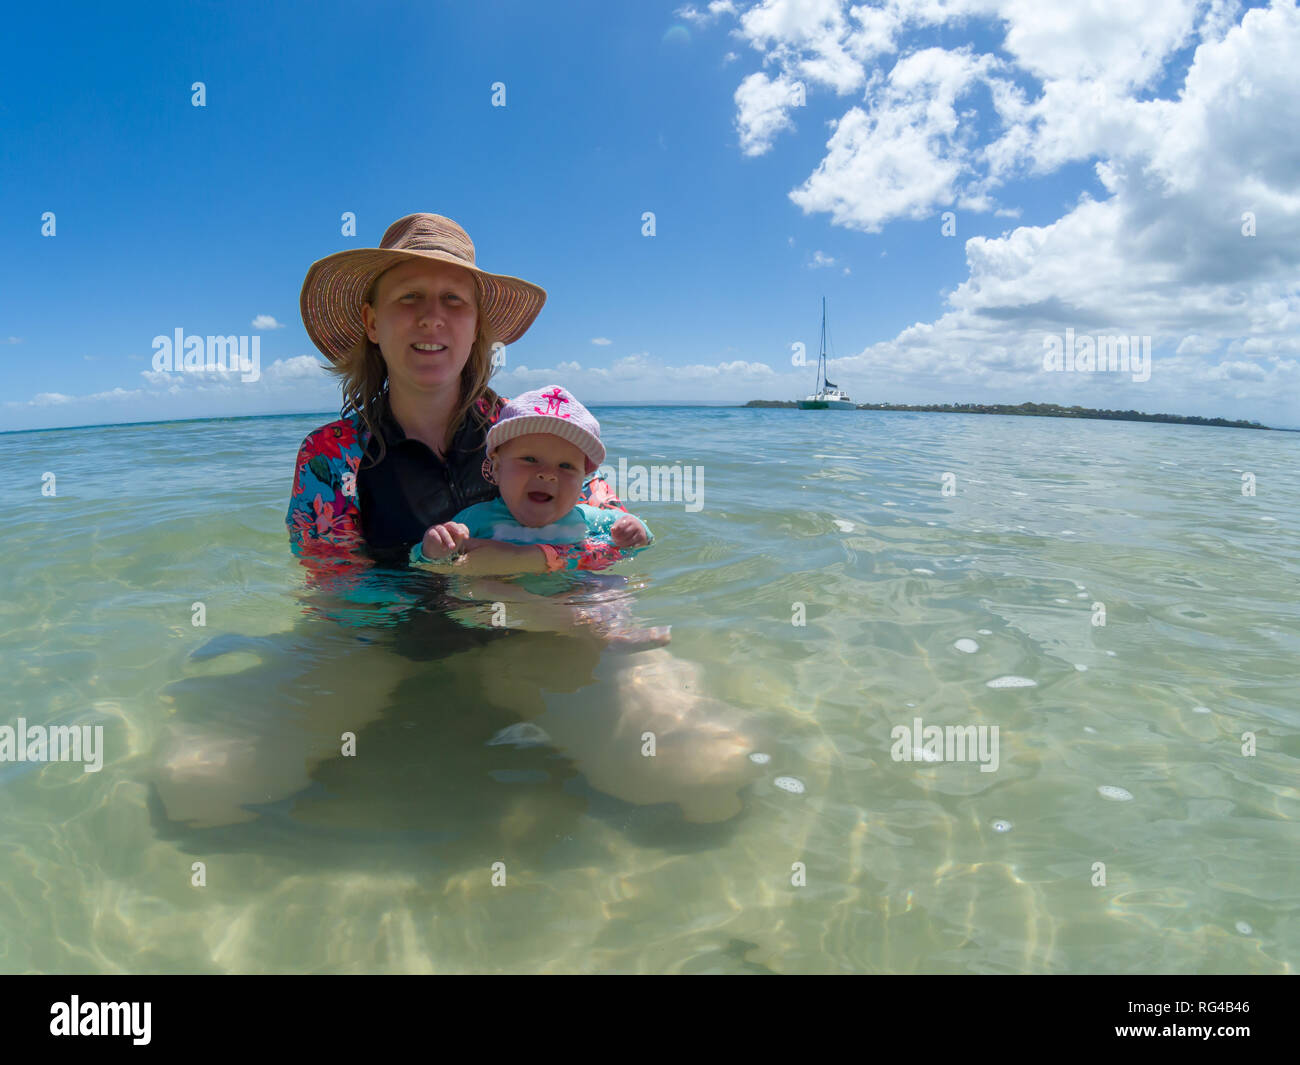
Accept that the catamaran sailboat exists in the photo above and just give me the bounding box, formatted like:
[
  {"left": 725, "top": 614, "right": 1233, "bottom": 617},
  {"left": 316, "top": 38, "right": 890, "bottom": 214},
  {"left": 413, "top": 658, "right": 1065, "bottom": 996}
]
[{"left": 798, "top": 297, "right": 854, "bottom": 409}]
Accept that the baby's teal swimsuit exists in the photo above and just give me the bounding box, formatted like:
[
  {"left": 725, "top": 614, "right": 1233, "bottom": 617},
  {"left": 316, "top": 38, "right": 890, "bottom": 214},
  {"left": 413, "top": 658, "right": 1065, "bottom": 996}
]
[{"left": 413, "top": 497, "right": 653, "bottom": 594}]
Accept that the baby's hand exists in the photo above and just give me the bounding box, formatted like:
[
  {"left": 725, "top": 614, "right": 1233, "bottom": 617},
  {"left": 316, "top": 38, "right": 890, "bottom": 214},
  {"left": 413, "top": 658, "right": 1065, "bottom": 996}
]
[
  {"left": 610, "top": 515, "right": 649, "bottom": 550},
  {"left": 421, "top": 521, "right": 471, "bottom": 559}
]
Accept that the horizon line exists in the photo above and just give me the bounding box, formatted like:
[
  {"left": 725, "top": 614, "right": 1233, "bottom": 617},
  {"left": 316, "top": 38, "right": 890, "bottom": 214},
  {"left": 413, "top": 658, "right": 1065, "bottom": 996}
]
[
  {"left": 4, "top": 401, "right": 1298, "bottom": 437},
  {"left": 0, "top": 403, "right": 747, "bottom": 437}
]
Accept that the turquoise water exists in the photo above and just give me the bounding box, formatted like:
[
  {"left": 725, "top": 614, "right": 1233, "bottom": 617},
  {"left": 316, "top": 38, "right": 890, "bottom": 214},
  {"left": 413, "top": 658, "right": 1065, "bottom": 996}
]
[{"left": 2, "top": 407, "right": 1297, "bottom": 974}]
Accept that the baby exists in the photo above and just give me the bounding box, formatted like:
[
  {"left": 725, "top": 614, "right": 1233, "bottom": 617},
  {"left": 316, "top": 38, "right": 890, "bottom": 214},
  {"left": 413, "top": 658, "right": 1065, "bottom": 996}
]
[{"left": 412, "top": 385, "right": 670, "bottom": 651}]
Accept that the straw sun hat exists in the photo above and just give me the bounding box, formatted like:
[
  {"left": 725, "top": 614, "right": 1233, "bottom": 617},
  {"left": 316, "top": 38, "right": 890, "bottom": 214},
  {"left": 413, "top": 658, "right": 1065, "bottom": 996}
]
[{"left": 299, "top": 213, "right": 547, "bottom": 363}]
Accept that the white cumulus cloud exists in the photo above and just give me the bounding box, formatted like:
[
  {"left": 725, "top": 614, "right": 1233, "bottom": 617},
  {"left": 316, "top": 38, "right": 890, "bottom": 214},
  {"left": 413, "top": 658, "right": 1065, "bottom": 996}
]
[{"left": 703, "top": 0, "right": 1300, "bottom": 423}]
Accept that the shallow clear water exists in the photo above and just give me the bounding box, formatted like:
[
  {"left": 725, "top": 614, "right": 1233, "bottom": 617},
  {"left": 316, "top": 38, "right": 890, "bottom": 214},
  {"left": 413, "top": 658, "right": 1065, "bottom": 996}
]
[{"left": 2, "top": 407, "right": 1297, "bottom": 973}]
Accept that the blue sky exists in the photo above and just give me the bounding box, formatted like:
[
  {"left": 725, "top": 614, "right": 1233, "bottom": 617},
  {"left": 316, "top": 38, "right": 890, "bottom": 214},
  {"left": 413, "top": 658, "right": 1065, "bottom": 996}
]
[{"left": 2, "top": 0, "right": 1297, "bottom": 431}]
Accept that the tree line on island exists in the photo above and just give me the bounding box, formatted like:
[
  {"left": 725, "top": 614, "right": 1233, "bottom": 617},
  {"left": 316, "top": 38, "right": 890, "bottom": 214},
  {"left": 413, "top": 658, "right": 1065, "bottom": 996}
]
[{"left": 742, "top": 400, "right": 1283, "bottom": 431}]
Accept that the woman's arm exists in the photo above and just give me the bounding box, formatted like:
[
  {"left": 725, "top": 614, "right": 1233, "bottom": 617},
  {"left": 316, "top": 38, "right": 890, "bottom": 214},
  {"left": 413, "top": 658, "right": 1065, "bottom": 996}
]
[
  {"left": 414, "top": 536, "right": 625, "bottom": 577},
  {"left": 410, "top": 513, "right": 551, "bottom": 576},
  {"left": 404, "top": 538, "right": 553, "bottom": 576},
  {"left": 579, "top": 474, "right": 627, "bottom": 512},
  {"left": 286, "top": 422, "right": 368, "bottom": 559},
  {"left": 453, "top": 539, "right": 551, "bottom": 575}
]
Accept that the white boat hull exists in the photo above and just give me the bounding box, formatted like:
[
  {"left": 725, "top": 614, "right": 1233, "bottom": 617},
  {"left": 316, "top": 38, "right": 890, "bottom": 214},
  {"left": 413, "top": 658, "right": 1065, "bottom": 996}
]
[{"left": 799, "top": 397, "right": 855, "bottom": 409}]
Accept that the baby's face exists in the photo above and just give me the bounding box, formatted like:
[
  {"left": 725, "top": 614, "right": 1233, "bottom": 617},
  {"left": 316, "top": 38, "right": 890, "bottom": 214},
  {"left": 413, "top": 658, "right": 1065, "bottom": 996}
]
[{"left": 492, "top": 433, "right": 587, "bottom": 527}]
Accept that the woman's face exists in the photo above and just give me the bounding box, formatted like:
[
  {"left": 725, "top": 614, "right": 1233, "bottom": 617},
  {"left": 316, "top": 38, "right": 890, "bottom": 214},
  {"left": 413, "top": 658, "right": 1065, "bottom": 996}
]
[
  {"left": 492, "top": 433, "right": 587, "bottom": 528},
  {"left": 362, "top": 259, "right": 479, "bottom": 395}
]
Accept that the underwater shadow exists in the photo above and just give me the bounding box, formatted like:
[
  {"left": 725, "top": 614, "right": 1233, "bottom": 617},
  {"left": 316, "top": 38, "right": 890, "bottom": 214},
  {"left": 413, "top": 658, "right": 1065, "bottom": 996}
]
[{"left": 145, "top": 615, "right": 758, "bottom": 876}]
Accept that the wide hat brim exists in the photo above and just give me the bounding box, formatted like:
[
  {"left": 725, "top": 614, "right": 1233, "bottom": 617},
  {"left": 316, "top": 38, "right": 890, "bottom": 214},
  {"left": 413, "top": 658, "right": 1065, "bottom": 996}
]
[{"left": 300, "top": 247, "right": 547, "bottom": 363}]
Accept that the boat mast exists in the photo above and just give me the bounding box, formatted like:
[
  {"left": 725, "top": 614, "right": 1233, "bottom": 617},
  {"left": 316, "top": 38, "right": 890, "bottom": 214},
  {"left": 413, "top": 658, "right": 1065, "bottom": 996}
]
[{"left": 819, "top": 297, "right": 827, "bottom": 393}]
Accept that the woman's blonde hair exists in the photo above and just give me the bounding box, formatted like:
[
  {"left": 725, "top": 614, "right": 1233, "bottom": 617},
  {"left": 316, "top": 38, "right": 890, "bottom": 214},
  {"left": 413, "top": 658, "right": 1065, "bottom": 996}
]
[{"left": 326, "top": 268, "right": 501, "bottom": 468}]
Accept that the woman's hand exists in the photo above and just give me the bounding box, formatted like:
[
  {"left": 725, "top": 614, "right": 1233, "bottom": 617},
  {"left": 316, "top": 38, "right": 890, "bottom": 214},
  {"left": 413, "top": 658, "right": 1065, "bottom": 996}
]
[
  {"left": 610, "top": 515, "right": 649, "bottom": 549},
  {"left": 421, "top": 521, "right": 471, "bottom": 560}
]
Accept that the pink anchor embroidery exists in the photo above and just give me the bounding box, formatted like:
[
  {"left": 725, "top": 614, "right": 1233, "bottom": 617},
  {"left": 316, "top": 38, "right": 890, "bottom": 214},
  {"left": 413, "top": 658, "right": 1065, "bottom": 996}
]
[{"left": 534, "top": 387, "right": 571, "bottom": 418}]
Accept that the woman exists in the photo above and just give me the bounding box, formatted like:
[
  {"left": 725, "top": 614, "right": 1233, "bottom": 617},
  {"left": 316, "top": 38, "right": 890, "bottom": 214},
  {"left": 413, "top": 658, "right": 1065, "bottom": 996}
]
[
  {"left": 152, "top": 214, "right": 761, "bottom": 829},
  {"left": 287, "top": 212, "right": 628, "bottom": 573}
]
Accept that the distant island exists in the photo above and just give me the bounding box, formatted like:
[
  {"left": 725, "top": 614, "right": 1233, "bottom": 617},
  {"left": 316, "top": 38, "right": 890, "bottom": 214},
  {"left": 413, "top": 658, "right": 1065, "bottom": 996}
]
[{"left": 743, "top": 400, "right": 1286, "bottom": 431}]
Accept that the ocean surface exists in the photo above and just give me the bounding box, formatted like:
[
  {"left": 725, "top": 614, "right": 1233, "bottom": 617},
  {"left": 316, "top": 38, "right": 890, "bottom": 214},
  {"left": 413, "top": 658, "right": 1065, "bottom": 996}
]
[{"left": 2, "top": 407, "right": 1297, "bottom": 974}]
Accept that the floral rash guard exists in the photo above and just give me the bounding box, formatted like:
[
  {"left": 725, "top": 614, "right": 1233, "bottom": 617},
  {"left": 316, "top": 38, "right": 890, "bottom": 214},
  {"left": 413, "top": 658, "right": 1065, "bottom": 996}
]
[{"left": 286, "top": 395, "right": 639, "bottom": 574}]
